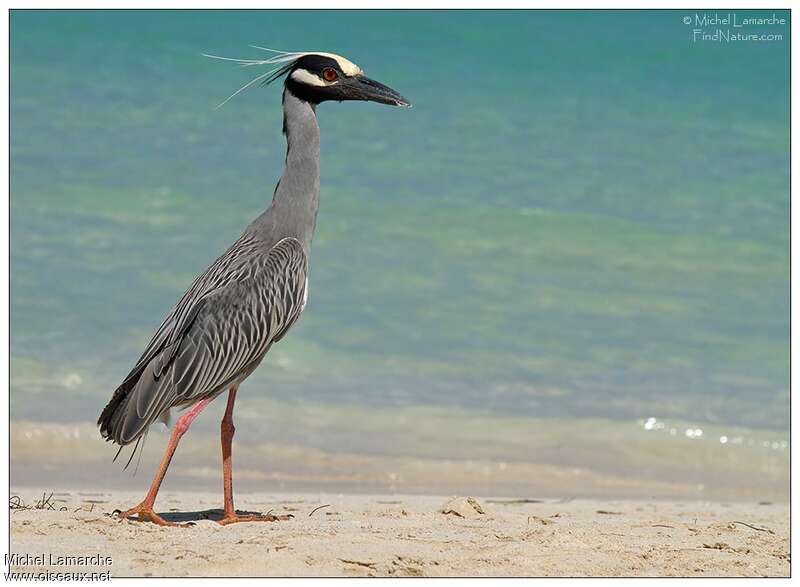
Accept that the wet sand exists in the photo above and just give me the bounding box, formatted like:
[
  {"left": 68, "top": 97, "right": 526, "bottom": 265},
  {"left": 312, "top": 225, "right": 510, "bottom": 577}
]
[{"left": 9, "top": 489, "right": 789, "bottom": 577}]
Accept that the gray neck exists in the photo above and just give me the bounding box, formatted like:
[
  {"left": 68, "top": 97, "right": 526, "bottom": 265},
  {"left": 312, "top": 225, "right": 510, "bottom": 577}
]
[{"left": 248, "top": 88, "right": 320, "bottom": 253}]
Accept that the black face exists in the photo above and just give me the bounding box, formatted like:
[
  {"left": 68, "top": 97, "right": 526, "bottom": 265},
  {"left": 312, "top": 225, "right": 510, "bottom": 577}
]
[{"left": 284, "top": 54, "right": 410, "bottom": 108}]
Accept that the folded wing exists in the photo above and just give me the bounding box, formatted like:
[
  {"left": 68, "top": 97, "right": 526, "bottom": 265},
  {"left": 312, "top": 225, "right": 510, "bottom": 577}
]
[{"left": 98, "top": 237, "right": 307, "bottom": 446}]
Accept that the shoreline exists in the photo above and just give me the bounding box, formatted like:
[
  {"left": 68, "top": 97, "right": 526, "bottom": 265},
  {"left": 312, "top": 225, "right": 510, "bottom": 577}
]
[
  {"left": 11, "top": 417, "right": 789, "bottom": 503},
  {"left": 9, "top": 489, "right": 789, "bottom": 577}
]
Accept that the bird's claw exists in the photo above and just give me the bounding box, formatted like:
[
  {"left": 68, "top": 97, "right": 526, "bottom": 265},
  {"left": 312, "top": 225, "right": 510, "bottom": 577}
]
[{"left": 113, "top": 504, "right": 194, "bottom": 527}]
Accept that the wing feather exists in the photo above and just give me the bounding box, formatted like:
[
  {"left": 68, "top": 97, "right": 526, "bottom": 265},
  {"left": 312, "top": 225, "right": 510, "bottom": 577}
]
[{"left": 100, "top": 237, "right": 308, "bottom": 445}]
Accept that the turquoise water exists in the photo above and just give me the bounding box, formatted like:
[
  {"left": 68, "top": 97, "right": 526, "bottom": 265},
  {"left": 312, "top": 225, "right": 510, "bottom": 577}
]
[{"left": 10, "top": 10, "right": 789, "bottom": 495}]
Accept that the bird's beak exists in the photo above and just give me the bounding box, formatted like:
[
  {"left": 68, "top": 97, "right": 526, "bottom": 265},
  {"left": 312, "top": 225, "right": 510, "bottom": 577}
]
[{"left": 346, "top": 75, "right": 411, "bottom": 108}]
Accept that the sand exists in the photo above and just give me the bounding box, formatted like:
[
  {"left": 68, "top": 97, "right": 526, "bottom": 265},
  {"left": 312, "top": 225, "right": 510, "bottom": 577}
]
[{"left": 8, "top": 489, "right": 789, "bottom": 577}]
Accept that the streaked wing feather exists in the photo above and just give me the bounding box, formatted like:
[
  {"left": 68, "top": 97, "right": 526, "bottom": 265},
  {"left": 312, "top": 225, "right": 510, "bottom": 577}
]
[
  {"left": 108, "top": 237, "right": 307, "bottom": 445},
  {"left": 117, "top": 234, "right": 267, "bottom": 389},
  {"left": 174, "top": 237, "right": 308, "bottom": 402}
]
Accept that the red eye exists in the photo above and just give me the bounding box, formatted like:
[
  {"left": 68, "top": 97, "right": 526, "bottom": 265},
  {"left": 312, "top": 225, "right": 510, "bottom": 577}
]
[{"left": 322, "top": 68, "right": 338, "bottom": 82}]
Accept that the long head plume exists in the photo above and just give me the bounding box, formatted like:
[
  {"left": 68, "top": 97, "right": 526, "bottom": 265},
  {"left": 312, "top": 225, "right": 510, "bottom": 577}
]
[
  {"left": 203, "top": 47, "right": 310, "bottom": 109},
  {"left": 203, "top": 45, "right": 308, "bottom": 108}
]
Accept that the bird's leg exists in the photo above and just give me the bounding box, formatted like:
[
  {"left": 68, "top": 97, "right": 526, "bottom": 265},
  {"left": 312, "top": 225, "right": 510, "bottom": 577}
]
[
  {"left": 116, "top": 397, "right": 212, "bottom": 527},
  {"left": 217, "top": 385, "right": 292, "bottom": 526},
  {"left": 221, "top": 385, "right": 238, "bottom": 519}
]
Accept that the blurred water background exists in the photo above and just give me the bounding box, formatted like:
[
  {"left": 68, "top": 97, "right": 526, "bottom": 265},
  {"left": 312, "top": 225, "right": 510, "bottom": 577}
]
[{"left": 10, "top": 10, "right": 789, "bottom": 499}]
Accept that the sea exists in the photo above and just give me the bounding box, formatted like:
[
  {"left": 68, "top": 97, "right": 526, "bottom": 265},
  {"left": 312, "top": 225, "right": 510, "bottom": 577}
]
[{"left": 10, "top": 9, "right": 789, "bottom": 500}]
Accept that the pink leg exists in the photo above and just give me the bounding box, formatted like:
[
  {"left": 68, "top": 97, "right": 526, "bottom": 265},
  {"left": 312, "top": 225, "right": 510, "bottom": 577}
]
[
  {"left": 217, "top": 386, "right": 292, "bottom": 525},
  {"left": 117, "top": 397, "right": 212, "bottom": 526},
  {"left": 221, "top": 386, "right": 238, "bottom": 519}
]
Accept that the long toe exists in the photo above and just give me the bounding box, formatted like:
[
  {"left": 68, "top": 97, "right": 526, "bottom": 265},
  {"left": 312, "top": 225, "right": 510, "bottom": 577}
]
[
  {"left": 114, "top": 504, "right": 194, "bottom": 528},
  {"left": 217, "top": 513, "right": 294, "bottom": 526}
]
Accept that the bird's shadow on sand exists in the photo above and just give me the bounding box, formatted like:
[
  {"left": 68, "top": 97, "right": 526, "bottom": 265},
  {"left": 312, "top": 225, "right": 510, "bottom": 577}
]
[{"left": 156, "top": 509, "right": 266, "bottom": 523}]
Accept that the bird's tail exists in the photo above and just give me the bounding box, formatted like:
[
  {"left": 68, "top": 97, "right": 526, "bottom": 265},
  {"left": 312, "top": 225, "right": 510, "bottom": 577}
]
[
  {"left": 98, "top": 382, "right": 136, "bottom": 445},
  {"left": 98, "top": 378, "right": 143, "bottom": 470},
  {"left": 98, "top": 343, "right": 179, "bottom": 449}
]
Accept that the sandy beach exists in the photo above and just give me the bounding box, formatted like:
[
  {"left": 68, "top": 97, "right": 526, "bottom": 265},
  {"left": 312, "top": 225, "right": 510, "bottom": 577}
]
[{"left": 9, "top": 489, "right": 788, "bottom": 577}]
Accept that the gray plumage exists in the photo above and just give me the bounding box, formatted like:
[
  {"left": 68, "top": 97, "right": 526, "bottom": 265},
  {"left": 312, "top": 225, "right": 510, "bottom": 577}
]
[{"left": 98, "top": 91, "right": 318, "bottom": 447}]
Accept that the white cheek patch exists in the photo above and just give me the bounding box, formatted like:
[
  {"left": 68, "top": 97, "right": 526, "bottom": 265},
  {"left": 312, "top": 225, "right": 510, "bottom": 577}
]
[{"left": 290, "top": 68, "right": 328, "bottom": 87}]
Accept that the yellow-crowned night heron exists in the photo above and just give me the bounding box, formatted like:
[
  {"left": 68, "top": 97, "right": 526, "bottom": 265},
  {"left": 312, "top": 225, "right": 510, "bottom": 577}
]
[{"left": 98, "top": 50, "right": 410, "bottom": 526}]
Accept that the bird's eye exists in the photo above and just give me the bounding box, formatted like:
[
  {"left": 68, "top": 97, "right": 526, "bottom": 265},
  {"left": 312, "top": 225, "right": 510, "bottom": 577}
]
[{"left": 322, "top": 68, "right": 338, "bottom": 82}]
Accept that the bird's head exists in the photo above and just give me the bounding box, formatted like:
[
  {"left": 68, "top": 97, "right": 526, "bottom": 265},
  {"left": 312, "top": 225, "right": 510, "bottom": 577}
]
[
  {"left": 205, "top": 48, "right": 411, "bottom": 109},
  {"left": 283, "top": 53, "right": 410, "bottom": 108}
]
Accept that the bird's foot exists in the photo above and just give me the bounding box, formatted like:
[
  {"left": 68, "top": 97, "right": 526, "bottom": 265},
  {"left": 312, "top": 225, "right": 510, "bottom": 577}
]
[
  {"left": 113, "top": 503, "right": 194, "bottom": 528},
  {"left": 217, "top": 511, "right": 294, "bottom": 526}
]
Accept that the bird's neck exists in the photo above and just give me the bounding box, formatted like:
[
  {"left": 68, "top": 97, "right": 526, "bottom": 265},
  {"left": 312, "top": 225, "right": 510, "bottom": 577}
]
[{"left": 258, "top": 89, "right": 321, "bottom": 252}]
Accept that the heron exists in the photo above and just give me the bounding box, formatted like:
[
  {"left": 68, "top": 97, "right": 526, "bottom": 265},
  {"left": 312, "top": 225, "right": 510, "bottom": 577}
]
[{"left": 97, "top": 50, "right": 410, "bottom": 526}]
